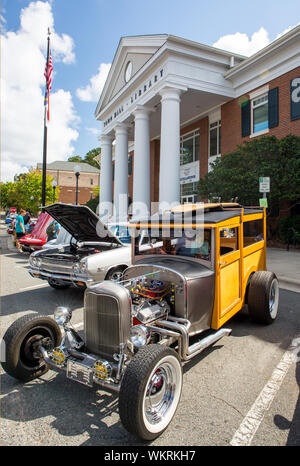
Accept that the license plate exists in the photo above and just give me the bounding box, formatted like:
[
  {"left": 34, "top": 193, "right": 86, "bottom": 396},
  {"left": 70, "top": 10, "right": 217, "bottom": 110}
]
[{"left": 67, "top": 359, "right": 93, "bottom": 387}]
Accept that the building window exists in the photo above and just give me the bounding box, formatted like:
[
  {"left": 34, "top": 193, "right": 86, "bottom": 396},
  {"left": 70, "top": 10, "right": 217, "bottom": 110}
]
[
  {"left": 209, "top": 120, "right": 221, "bottom": 157},
  {"left": 208, "top": 120, "right": 221, "bottom": 172},
  {"left": 180, "top": 130, "right": 200, "bottom": 203},
  {"left": 251, "top": 94, "right": 269, "bottom": 135},
  {"left": 180, "top": 130, "right": 199, "bottom": 165},
  {"left": 90, "top": 178, "right": 94, "bottom": 185}
]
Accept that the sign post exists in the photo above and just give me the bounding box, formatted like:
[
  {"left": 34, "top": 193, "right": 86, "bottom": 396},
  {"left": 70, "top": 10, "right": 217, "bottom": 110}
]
[{"left": 259, "top": 177, "right": 270, "bottom": 207}]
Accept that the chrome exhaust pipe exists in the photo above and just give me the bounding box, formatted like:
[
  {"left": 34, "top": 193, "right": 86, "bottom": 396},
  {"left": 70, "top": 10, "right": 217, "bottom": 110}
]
[
  {"left": 185, "top": 328, "right": 232, "bottom": 360},
  {"left": 153, "top": 320, "right": 231, "bottom": 361}
]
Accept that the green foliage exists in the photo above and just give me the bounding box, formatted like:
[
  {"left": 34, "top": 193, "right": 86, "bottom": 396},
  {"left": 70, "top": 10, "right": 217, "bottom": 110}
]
[
  {"left": 279, "top": 215, "right": 300, "bottom": 243},
  {"left": 68, "top": 147, "right": 101, "bottom": 169},
  {"left": 85, "top": 195, "right": 99, "bottom": 213},
  {"left": 198, "top": 135, "right": 300, "bottom": 210},
  {"left": 0, "top": 169, "right": 59, "bottom": 214}
]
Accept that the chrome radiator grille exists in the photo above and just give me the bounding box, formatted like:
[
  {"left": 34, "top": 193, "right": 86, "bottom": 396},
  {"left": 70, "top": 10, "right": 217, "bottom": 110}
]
[
  {"left": 84, "top": 293, "right": 121, "bottom": 359},
  {"left": 84, "top": 282, "right": 131, "bottom": 360},
  {"left": 41, "top": 259, "right": 74, "bottom": 275}
]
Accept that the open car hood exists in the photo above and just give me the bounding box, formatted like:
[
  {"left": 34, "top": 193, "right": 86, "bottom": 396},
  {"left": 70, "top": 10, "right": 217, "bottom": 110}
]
[{"left": 44, "top": 203, "right": 123, "bottom": 245}]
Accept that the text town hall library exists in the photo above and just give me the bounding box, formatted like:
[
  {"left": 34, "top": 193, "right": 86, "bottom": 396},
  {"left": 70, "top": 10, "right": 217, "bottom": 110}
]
[{"left": 95, "top": 26, "right": 300, "bottom": 220}]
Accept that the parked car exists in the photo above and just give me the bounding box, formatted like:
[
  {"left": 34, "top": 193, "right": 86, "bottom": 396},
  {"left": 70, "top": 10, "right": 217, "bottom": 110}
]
[
  {"left": 1, "top": 203, "right": 279, "bottom": 441},
  {"left": 28, "top": 203, "right": 134, "bottom": 289},
  {"left": 19, "top": 212, "right": 52, "bottom": 253}
]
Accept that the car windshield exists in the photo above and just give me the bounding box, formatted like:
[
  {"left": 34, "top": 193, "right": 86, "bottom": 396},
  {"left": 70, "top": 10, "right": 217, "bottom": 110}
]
[
  {"left": 135, "top": 228, "right": 212, "bottom": 261},
  {"left": 108, "top": 225, "right": 131, "bottom": 244}
]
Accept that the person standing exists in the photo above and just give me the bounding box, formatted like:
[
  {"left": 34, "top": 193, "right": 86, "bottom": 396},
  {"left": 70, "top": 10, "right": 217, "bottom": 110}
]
[{"left": 15, "top": 209, "right": 26, "bottom": 252}]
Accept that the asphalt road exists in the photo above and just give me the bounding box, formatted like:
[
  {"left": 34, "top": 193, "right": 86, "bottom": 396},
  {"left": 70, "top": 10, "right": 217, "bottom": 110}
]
[{"left": 0, "top": 223, "right": 299, "bottom": 447}]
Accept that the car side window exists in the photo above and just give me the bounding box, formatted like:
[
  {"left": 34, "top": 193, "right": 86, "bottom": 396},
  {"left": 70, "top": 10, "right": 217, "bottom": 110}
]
[
  {"left": 243, "top": 219, "right": 264, "bottom": 247},
  {"left": 219, "top": 227, "right": 239, "bottom": 256}
]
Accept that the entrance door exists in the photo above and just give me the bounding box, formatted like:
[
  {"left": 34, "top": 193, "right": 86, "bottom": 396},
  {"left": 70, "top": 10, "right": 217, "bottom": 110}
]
[{"left": 218, "top": 225, "right": 242, "bottom": 319}]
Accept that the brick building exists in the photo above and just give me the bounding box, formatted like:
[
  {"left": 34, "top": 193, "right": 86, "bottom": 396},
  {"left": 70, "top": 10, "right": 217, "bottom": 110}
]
[
  {"left": 95, "top": 26, "right": 300, "bottom": 220},
  {"left": 36, "top": 161, "right": 100, "bottom": 205}
]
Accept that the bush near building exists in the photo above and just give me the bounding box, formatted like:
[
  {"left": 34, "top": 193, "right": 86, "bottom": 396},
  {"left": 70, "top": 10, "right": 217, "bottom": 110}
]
[{"left": 198, "top": 134, "right": 300, "bottom": 241}]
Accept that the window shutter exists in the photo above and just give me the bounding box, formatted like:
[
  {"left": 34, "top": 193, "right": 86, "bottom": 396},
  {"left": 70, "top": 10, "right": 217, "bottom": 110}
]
[
  {"left": 241, "top": 100, "right": 250, "bottom": 137},
  {"left": 268, "top": 87, "right": 279, "bottom": 128}
]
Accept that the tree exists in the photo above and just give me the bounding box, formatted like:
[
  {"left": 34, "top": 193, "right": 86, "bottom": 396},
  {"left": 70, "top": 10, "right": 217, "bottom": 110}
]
[
  {"left": 67, "top": 155, "right": 82, "bottom": 163},
  {"left": 0, "top": 169, "right": 59, "bottom": 214},
  {"left": 68, "top": 147, "right": 101, "bottom": 169},
  {"left": 198, "top": 135, "right": 300, "bottom": 211}
]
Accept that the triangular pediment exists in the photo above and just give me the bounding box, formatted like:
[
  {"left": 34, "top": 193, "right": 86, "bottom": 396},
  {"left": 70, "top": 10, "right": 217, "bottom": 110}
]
[{"left": 96, "top": 35, "right": 168, "bottom": 114}]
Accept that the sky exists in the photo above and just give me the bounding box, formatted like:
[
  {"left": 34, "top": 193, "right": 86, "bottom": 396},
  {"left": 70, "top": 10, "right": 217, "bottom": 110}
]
[{"left": 1, "top": 0, "right": 300, "bottom": 182}]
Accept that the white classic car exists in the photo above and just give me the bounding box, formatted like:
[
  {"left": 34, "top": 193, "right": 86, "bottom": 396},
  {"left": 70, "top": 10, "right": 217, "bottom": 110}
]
[{"left": 28, "top": 203, "right": 135, "bottom": 289}]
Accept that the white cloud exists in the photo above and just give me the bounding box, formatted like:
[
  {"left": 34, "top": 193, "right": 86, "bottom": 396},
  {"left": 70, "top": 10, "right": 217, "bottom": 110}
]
[
  {"left": 86, "top": 127, "right": 100, "bottom": 136},
  {"left": 1, "top": 1, "right": 78, "bottom": 182},
  {"left": 213, "top": 27, "right": 270, "bottom": 57},
  {"left": 76, "top": 63, "right": 111, "bottom": 102},
  {"left": 275, "top": 23, "right": 300, "bottom": 39},
  {"left": 213, "top": 24, "right": 300, "bottom": 57}
]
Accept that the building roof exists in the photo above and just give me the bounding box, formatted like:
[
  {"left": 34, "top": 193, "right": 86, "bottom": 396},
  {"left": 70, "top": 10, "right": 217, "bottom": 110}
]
[{"left": 36, "top": 161, "right": 99, "bottom": 174}]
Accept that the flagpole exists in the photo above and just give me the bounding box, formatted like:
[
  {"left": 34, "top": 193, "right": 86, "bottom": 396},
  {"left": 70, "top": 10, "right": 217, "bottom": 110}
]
[{"left": 41, "top": 28, "right": 51, "bottom": 209}]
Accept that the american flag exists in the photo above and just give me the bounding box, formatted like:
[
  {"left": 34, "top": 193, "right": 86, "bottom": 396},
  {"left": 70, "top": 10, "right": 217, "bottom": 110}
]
[{"left": 44, "top": 53, "right": 53, "bottom": 122}]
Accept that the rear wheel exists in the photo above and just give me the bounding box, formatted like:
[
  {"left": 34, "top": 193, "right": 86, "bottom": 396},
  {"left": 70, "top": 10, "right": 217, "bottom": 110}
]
[
  {"left": 1, "top": 314, "right": 61, "bottom": 381},
  {"left": 119, "top": 345, "right": 182, "bottom": 441},
  {"left": 247, "top": 271, "right": 279, "bottom": 325},
  {"left": 48, "top": 278, "right": 71, "bottom": 289}
]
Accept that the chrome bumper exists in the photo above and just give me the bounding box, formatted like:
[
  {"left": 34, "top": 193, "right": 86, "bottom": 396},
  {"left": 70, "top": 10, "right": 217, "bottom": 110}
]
[
  {"left": 28, "top": 267, "right": 93, "bottom": 284},
  {"left": 39, "top": 346, "right": 120, "bottom": 393}
]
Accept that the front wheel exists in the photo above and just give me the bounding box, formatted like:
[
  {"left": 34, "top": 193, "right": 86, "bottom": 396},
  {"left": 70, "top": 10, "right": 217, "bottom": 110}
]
[
  {"left": 1, "top": 314, "right": 61, "bottom": 381},
  {"left": 119, "top": 344, "right": 183, "bottom": 441}
]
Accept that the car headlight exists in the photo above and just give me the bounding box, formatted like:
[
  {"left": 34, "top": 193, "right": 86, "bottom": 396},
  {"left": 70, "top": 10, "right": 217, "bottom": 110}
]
[
  {"left": 30, "top": 256, "right": 41, "bottom": 268},
  {"left": 72, "top": 263, "right": 80, "bottom": 274},
  {"left": 54, "top": 306, "right": 72, "bottom": 326},
  {"left": 130, "top": 325, "right": 150, "bottom": 347},
  {"left": 35, "top": 258, "right": 42, "bottom": 268},
  {"left": 79, "top": 261, "right": 87, "bottom": 273}
]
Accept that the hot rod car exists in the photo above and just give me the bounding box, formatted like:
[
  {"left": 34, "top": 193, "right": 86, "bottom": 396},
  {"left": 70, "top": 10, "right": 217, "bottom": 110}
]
[{"left": 1, "top": 203, "right": 279, "bottom": 440}]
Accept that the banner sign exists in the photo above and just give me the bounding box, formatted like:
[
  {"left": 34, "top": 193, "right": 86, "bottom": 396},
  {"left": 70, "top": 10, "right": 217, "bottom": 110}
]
[
  {"left": 291, "top": 76, "right": 300, "bottom": 121},
  {"left": 180, "top": 161, "right": 200, "bottom": 185}
]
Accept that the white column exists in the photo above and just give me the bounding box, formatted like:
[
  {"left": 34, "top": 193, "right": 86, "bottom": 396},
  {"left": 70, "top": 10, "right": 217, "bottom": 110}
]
[
  {"left": 159, "top": 87, "right": 182, "bottom": 210},
  {"left": 98, "top": 134, "right": 113, "bottom": 220},
  {"left": 114, "top": 124, "right": 129, "bottom": 222},
  {"left": 132, "top": 106, "right": 151, "bottom": 219}
]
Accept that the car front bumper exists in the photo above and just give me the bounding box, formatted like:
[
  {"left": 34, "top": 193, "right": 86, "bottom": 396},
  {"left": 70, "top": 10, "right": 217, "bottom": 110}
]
[{"left": 28, "top": 267, "right": 94, "bottom": 286}]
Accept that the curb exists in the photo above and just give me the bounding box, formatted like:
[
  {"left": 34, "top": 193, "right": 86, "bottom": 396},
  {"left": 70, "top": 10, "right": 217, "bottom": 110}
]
[{"left": 277, "top": 276, "right": 300, "bottom": 293}]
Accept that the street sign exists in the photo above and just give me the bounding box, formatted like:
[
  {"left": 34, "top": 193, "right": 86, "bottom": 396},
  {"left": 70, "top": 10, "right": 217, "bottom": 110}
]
[
  {"left": 259, "top": 197, "right": 268, "bottom": 208},
  {"left": 259, "top": 177, "right": 270, "bottom": 193}
]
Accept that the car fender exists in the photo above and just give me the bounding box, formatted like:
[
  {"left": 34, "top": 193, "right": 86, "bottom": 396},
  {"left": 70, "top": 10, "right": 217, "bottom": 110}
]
[{"left": 85, "top": 246, "right": 131, "bottom": 279}]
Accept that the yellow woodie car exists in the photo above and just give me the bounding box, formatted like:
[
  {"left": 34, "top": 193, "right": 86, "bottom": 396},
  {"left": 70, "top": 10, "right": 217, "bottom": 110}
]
[{"left": 1, "top": 203, "right": 279, "bottom": 441}]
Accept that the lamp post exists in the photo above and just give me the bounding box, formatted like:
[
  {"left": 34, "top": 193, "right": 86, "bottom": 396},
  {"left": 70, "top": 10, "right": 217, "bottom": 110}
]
[
  {"left": 52, "top": 179, "right": 57, "bottom": 203},
  {"left": 73, "top": 165, "right": 81, "bottom": 205}
]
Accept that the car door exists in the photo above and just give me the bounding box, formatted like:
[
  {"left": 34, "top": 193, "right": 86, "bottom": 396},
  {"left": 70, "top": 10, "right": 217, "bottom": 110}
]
[{"left": 217, "top": 224, "right": 242, "bottom": 320}]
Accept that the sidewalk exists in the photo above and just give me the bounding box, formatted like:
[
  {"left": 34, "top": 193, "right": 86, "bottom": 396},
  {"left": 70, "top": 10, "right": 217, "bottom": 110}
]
[{"left": 267, "top": 247, "right": 300, "bottom": 293}]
